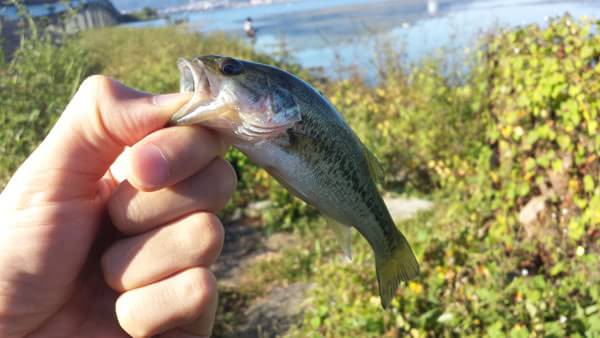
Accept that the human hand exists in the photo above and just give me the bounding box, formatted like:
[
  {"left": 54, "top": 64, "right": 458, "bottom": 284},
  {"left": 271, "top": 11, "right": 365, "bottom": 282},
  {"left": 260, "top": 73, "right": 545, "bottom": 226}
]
[{"left": 0, "top": 76, "right": 236, "bottom": 337}]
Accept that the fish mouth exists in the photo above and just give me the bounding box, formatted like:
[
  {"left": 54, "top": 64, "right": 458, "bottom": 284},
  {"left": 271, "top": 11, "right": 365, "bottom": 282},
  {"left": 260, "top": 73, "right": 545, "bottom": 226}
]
[
  {"left": 179, "top": 58, "right": 211, "bottom": 98},
  {"left": 168, "top": 58, "right": 220, "bottom": 126},
  {"left": 167, "top": 56, "right": 300, "bottom": 141}
]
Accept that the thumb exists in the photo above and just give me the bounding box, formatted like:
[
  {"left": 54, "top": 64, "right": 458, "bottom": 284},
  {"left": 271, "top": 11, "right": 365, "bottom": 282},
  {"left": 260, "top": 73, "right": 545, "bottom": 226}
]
[{"left": 28, "top": 76, "right": 190, "bottom": 199}]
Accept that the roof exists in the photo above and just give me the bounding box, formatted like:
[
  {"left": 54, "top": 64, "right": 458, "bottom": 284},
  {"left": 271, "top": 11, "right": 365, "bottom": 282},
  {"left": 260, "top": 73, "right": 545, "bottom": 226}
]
[
  {"left": 1, "top": 0, "right": 60, "bottom": 4},
  {"left": 1, "top": 0, "right": 116, "bottom": 6},
  {"left": 1, "top": 0, "right": 121, "bottom": 17}
]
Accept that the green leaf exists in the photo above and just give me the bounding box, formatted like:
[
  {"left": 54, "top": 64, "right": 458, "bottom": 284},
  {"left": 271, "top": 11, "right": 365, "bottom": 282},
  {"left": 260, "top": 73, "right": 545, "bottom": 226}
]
[
  {"left": 557, "top": 135, "right": 572, "bottom": 150},
  {"left": 568, "top": 219, "right": 585, "bottom": 241},
  {"left": 585, "top": 305, "right": 598, "bottom": 316},
  {"left": 518, "top": 183, "right": 530, "bottom": 197},
  {"left": 525, "top": 158, "right": 537, "bottom": 171},
  {"left": 552, "top": 160, "right": 564, "bottom": 172},
  {"left": 437, "top": 312, "right": 455, "bottom": 324},
  {"left": 310, "top": 316, "right": 321, "bottom": 328},
  {"left": 584, "top": 175, "right": 595, "bottom": 192},
  {"left": 550, "top": 261, "right": 566, "bottom": 276},
  {"left": 581, "top": 45, "right": 594, "bottom": 58},
  {"left": 510, "top": 326, "right": 529, "bottom": 338}
]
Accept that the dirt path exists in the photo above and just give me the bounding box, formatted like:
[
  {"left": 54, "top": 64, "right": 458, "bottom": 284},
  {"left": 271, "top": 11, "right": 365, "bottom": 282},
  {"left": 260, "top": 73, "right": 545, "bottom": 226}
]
[
  {"left": 212, "top": 218, "right": 309, "bottom": 338},
  {"left": 212, "top": 196, "right": 432, "bottom": 337}
]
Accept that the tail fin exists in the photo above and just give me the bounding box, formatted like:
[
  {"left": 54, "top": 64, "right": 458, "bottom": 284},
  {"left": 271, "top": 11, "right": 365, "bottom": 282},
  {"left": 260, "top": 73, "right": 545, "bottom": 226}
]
[{"left": 375, "top": 233, "right": 419, "bottom": 308}]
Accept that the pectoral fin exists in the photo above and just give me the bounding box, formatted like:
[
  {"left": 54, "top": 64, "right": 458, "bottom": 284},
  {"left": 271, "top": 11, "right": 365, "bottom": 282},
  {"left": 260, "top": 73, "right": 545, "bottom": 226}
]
[{"left": 325, "top": 217, "right": 353, "bottom": 261}]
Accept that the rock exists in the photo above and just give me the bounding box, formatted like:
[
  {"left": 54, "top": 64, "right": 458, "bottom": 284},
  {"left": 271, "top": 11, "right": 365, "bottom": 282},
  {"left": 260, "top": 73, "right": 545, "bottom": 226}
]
[
  {"left": 264, "top": 232, "right": 300, "bottom": 251},
  {"left": 213, "top": 221, "right": 265, "bottom": 286},
  {"left": 383, "top": 196, "right": 433, "bottom": 221},
  {"left": 244, "top": 200, "right": 272, "bottom": 219},
  {"left": 547, "top": 169, "right": 569, "bottom": 197},
  {"left": 226, "top": 208, "right": 244, "bottom": 222},
  {"left": 518, "top": 196, "right": 546, "bottom": 227},
  {"left": 238, "top": 283, "right": 314, "bottom": 338}
]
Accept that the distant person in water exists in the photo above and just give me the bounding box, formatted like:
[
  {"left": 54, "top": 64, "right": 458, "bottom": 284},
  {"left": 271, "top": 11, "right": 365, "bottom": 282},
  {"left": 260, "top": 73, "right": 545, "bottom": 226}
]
[{"left": 244, "top": 17, "right": 256, "bottom": 38}]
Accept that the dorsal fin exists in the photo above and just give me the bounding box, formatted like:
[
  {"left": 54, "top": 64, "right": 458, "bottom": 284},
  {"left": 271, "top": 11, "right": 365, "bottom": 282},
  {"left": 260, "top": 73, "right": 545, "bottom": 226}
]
[{"left": 360, "top": 141, "right": 385, "bottom": 184}]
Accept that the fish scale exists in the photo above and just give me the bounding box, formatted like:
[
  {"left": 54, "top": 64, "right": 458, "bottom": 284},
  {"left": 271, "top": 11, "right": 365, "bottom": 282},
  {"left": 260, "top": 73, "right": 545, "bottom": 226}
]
[
  {"left": 169, "top": 55, "right": 419, "bottom": 308},
  {"left": 284, "top": 111, "right": 390, "bottom": 246}
]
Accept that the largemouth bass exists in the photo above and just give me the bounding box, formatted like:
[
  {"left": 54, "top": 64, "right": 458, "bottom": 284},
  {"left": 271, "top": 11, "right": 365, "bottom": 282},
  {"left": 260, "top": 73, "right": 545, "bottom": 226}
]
[{"left": 168, "top": 55, "right": 419, "bottom": 308}]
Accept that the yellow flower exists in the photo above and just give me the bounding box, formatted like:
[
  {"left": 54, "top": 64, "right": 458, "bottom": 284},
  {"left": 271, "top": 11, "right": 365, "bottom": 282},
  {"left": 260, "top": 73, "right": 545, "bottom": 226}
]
[
  {"left": 514, "top": 291, "right": 523, "bottom": 302},
  {"left": 501, "top": 125, "right": 512, "bottom": 138},
  {"left": 491, "top": 172, "right": 499, "bottom": 183},
  {"left": 408, "top": 281, "right": 423, "bottom": 295}
]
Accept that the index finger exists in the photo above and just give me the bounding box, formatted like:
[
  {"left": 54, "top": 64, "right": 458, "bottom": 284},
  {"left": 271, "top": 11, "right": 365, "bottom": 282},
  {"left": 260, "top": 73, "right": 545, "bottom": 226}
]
[{"left": 127, "top": 125, "right": 229, "bottom": 191}]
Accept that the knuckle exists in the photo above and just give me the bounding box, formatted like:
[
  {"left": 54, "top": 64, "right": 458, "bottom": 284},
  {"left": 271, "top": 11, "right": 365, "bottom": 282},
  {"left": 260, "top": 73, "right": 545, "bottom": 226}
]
[
  {"left": 203, "top": 214, "right": 225, "bottom": 258},
  {"left": 211, "top": 159, "right": 237, "bottom": 210},
  {"left": 79, "top": 74, "right": 110, "bottom": 97},
  {"left": 180, "top": 269, "right": 217, "bottom": 320},
  {"left": 183, "top": 213, "right": 224, "bottom": 262},
  {"left": 220, "top": 160, "right": 238, "bottom": 195}
]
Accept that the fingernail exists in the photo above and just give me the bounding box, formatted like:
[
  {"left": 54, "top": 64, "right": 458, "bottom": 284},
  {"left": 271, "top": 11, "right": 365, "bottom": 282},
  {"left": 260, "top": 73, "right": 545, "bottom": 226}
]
[
  {"left": 152, "top": 93, "right": 190, "bottom": 107},
  {"left": 133, "top": 143, "right": 169, "bottom": 189}
]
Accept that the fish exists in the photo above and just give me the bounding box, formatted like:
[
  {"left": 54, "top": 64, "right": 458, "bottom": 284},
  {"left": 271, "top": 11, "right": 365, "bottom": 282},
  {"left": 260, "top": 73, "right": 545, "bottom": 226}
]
[{"left": 168, "top": 55, "right": 419, "bottom": 308}]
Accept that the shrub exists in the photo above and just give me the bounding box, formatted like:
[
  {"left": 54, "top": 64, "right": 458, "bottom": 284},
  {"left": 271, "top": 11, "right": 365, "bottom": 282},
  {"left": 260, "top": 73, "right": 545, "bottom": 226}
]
[
  {"left": 0, "top": 26, "right": 90, "bottom": 185},
  {"left": 289, "top": 16, "right": 599, "bottom": 337},
  {"left": 325, "top": 61, "right": 483, "bottom": 192},
  {"left": 473, "top": 15, "right": 600, "bottom": 243}
]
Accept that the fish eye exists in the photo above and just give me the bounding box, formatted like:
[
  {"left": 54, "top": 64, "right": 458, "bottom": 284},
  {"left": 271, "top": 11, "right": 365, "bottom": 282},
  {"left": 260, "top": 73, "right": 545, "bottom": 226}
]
[{"left": 220, "top": 58, "right": 243, "bottom": 75}]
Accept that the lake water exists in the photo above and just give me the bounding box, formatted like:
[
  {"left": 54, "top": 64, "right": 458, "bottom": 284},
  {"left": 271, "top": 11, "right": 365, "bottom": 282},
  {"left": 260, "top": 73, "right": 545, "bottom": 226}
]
[
  {"left": 124, "top": 0, "right": 600, "bottom": 79},
  {"left": 4, "top": 0, "right": 600, "bottom": 79}
]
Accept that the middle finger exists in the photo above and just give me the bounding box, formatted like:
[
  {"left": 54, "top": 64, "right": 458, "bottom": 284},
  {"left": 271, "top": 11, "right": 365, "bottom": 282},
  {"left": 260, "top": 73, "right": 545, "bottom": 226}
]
[{"left": 109, "top": 158, "right": 236, "bottom": 235}]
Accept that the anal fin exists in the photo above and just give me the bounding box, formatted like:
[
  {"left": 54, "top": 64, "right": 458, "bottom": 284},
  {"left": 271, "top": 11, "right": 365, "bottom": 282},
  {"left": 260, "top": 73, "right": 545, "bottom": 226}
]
[{"left": 325, "top": 217, "right": 353, "bottom": 261}]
